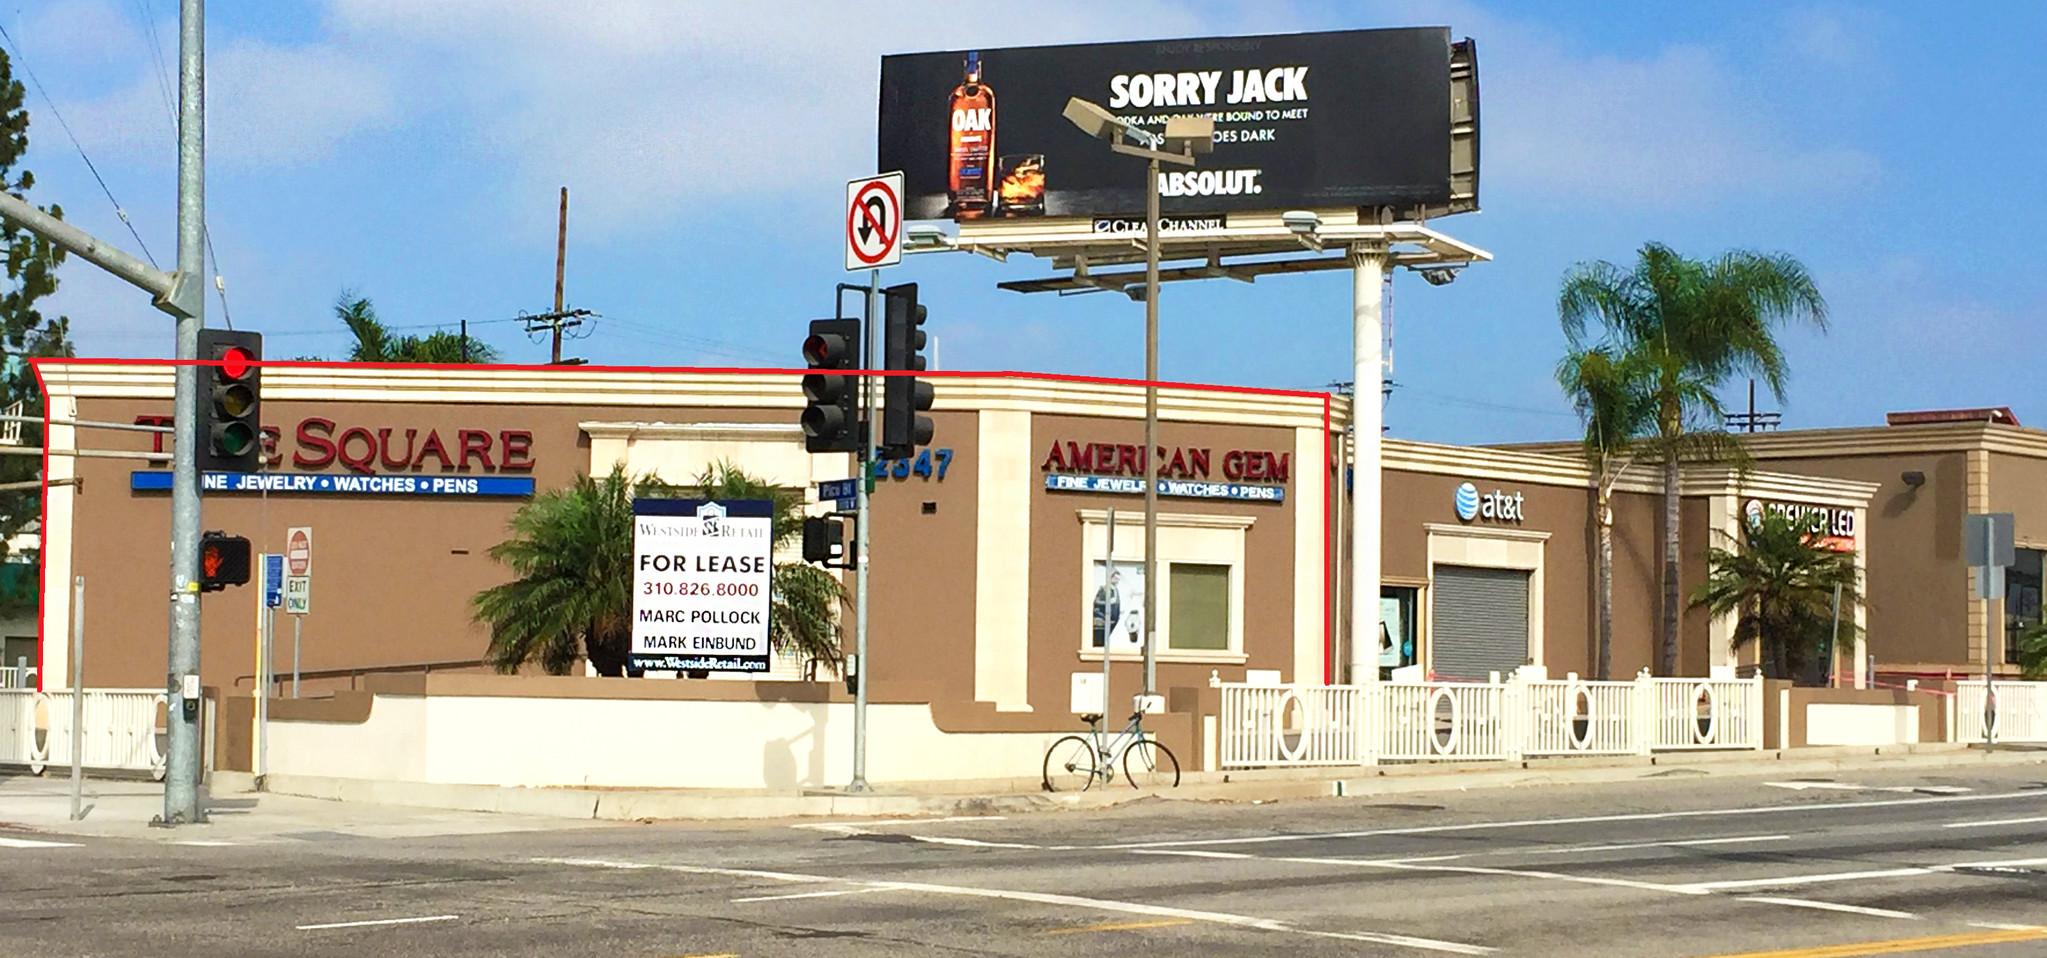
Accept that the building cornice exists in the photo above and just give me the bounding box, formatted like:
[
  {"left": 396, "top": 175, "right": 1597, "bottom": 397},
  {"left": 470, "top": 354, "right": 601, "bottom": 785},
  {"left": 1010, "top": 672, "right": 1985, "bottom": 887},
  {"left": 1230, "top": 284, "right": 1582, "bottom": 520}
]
[
  {"left": 37, "top": 363, "right": 1332, "bottom": 430},
  {"left": 1505, "top": 421, "right": 2047, "bottom": 462}
]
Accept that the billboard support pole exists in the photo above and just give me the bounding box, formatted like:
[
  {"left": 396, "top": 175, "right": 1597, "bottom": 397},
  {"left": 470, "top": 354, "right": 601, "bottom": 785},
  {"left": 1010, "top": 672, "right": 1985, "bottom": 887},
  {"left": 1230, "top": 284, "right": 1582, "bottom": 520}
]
[
  {"left": 1141, "top": 156, "right": 1160, "bottom": 701},
  {"left": 1348, "top": 243, "right": 1386, "bottom": 687}
]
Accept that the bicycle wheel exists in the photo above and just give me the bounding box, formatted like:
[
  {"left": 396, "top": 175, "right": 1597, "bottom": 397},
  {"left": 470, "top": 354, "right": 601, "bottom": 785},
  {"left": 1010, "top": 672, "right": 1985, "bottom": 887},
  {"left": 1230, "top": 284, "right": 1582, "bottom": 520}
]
[
  {"left": 1043, "top": 735, "right": 1099, "bottom": 792},
  {"left": 1122, "top": 738, "right": 1180, "bottom": 789}
]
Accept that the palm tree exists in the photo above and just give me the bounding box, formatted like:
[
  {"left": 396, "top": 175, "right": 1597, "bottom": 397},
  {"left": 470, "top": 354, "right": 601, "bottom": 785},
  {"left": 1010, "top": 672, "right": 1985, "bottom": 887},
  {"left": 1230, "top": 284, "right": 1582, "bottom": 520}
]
[
  {"left": 1690, "top": 509, "right": 1861, "bottom": 683},
  {"left": 472, "top": 461, "right": 845, "bottom": 676},
  {"left": 1560, "top": 243, "right": 1828, "bottom": 676},
  {"left": 331, "top": 291, "right": 499, "bottom": 363},
  {"left": 1557, "top": 347, "right": 1655, "bottom": 679},
  {"left": 473, "top": 465, "right": 654, "bottom": 675}
]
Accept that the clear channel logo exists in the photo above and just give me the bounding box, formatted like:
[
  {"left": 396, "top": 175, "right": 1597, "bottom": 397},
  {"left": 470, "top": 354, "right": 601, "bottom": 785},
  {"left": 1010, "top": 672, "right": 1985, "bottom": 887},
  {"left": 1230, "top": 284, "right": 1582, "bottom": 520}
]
[{"left": 1454, "top": 482, "right": 1481, "bottom": 521}]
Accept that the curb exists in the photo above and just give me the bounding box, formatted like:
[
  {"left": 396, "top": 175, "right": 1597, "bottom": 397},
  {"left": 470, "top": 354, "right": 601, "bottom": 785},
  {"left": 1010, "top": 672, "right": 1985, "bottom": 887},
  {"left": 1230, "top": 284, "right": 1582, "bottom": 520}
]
[{"left": 240, "top": 745, "right": 2047, "bottom": 822}]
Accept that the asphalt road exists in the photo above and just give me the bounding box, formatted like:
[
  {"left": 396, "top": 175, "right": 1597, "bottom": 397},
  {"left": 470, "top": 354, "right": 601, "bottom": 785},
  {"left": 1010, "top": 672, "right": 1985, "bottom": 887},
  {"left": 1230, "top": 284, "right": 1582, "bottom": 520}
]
[{"left": 6, "top": 763, "right": 2047, "bottom": 957}]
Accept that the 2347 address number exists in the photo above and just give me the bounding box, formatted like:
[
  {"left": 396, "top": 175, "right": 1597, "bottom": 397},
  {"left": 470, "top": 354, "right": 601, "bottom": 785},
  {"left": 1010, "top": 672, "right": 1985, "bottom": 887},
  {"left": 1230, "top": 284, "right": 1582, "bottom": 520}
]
[{"left": 868, "top": 447, "right": 952, "bottom": 482}]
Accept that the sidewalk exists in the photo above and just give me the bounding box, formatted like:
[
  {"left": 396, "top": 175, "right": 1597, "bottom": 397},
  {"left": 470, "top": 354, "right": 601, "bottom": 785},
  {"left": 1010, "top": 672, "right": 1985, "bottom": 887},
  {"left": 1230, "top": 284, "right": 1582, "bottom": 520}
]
[
  {"left": 220, "top": 742, "right": 2047, "bottom": 823},
  {"left": 0, "top": 771, "right": 608, "bottom": 843}
]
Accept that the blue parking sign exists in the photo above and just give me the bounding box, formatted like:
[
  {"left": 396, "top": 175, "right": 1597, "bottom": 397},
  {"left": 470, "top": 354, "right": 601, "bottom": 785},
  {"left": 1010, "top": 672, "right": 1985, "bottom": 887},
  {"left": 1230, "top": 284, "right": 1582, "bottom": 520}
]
[{"left": 263, "top": 554, "right": 284, "bottom": 608}]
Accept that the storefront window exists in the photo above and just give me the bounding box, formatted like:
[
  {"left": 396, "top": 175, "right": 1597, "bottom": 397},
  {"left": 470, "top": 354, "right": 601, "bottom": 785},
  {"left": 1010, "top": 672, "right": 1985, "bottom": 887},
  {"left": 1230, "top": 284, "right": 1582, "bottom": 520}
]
[
  {"left": 1168, "top": 563, "right": 1231, "bottom": 651},
  {"left": 2007, "top": 548, "right": 2043, "bottom": 665},
  {"left": 1379, "top": 587, "right": 1418, "bottom": 680},
  {"left": 1090, "top": 560, "right": 1144, "bottom": 652}
]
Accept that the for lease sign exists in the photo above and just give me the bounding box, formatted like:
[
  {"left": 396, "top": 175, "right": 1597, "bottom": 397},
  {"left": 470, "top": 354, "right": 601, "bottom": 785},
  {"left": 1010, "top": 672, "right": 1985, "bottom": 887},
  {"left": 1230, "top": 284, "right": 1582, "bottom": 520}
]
[{"left": 630, "top": 499, "right": 775, "bottom": 673}]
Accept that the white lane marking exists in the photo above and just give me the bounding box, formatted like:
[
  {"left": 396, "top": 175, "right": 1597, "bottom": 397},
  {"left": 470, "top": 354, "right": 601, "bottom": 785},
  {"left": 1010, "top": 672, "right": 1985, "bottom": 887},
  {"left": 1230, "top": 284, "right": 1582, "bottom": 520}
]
[
  {"left": 1945, "top": 816, "right": 2047, "bottom": 829},
  {"left": 1681, "top": 856, "right": 2047, "bottom": 893},
  {"left": 1134, "top": 848, "right": 1703, "bottom": 897},
  {"left": 1272, "top": 853, "right": 1707, "bottom": 896},
  {"left": 1765, "top": 782, "right": 1971, "bottom": 794},
  {"left": 1520, "top": 834, "right": 1791, "bottom": 855},
  {"left": 1737, "top": 896, "right": 1920, "bottom": 919},
  {"left": 297, "top": 915, "right": 459, "bottom": 931},
  {"left": 1686, "top": 867, "right": 1935, "bottom": 891},
  {"left": 903, "top": 835, "right": 1042, "bottom": 849},
  {"left": 175, "top": 840, "right": 238, "bottom": 847},
  {"left": 1095, "top": 790, "right": 2047, "bottom": 850},
  {"left": 1971, "top": 922, "right": 2047, "bottom": 931},
  {"left": 0, "top": 836, "right": 80, "bottom": 848},
  {"left": 731, "top": 887, "right": 887, "bottom": 904},
  {"left": 534, "top": 857, "right": 1492, "bottom": 955}
]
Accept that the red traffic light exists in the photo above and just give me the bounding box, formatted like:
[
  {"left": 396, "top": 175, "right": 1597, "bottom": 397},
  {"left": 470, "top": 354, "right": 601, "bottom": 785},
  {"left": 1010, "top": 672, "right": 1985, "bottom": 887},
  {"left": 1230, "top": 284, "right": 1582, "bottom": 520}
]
[{"left": 219, "top": 346, "right": 256, "bottom": 380}]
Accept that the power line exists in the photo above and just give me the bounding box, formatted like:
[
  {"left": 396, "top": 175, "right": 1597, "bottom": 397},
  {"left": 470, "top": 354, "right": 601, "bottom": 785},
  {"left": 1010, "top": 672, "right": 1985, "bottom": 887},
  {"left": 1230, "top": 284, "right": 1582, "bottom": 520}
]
[{"left": 0, "top": 21, "right": 159, "bottom": 268}]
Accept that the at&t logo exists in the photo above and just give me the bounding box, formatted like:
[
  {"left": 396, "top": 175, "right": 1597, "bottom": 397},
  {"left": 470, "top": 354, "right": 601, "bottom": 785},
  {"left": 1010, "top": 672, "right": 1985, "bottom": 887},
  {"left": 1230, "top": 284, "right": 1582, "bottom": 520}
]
[{"left": 1455, "top": 482, "right": 1525, "bottom": 523}]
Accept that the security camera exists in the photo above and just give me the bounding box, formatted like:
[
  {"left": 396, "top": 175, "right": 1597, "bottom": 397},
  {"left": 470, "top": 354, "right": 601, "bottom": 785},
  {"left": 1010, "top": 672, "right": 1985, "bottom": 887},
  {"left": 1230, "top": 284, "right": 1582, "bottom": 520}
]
[
  {"left": 1281, "top": 210, "right": 1320, "bottom": 236},
  {"left": 1419, "top": 265, "right": 1464, "bottom": 287}
]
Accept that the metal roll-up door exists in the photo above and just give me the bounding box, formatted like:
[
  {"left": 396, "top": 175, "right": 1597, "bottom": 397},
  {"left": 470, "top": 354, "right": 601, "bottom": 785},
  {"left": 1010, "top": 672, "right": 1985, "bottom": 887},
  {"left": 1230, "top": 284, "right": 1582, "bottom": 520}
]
[{"left": 1430, "top": 565, "right": 1530, "bottom": 681}]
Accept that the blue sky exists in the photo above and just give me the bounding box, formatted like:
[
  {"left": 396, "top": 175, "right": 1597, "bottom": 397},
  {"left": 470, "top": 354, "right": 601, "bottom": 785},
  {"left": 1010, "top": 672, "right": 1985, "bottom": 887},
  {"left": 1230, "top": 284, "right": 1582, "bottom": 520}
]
[{"left": 9, "top": 0, "right": 2042, "bottom": 444}]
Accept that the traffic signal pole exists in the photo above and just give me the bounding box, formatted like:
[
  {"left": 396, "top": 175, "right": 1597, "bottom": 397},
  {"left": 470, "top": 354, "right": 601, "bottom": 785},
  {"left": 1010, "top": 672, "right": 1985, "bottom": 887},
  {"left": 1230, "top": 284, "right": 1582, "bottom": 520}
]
[
  {"left": 850, "top": 270, "right": 877, "bottom": 793},
  {"left": 163, "top": 0, "right": 207, "bottom": 826},
  {"left": 0, "top": 0, "right": 211, "bottom": 826}
]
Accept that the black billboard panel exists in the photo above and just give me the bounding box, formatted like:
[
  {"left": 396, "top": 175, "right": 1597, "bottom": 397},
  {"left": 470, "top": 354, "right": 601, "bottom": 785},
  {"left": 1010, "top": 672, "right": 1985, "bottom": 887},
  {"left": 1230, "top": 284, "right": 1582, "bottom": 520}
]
[{"left": 879, "top": 28, "right": 1469, "bottom": 222}]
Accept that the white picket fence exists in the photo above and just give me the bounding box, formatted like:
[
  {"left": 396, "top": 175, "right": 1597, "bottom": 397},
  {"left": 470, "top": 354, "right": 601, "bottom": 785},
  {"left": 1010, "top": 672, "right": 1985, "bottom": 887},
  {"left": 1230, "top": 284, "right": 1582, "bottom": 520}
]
[
  {"left": 1219, "top": 671, "right": 1765, "bottom": 768},
  {"left": 0, "top": 665, "right": 35, "bottom": 689},
  {"left": 0, "top": 688, "right": 167, "bottom": 777},
  {"left": 1953, "top": 681, "right": 2047, "bottom": 744}
]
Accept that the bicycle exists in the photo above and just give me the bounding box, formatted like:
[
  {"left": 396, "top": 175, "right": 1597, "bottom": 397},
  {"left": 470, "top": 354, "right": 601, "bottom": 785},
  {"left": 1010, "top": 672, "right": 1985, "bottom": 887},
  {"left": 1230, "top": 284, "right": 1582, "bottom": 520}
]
[{"left": 1041, "top": 709, "right": 1180, "bottom": 791}]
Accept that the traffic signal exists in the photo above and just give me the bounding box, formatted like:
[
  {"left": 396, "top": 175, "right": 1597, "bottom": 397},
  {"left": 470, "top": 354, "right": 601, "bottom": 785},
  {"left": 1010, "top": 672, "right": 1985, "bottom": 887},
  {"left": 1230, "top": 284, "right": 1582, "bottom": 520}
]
[
  {"left": 198, "top": 531, "right": 252, "bottom": 592},
  {"left": 801, "top": 319, "right": 861, "bottom": 454},
  {"left": 881, "top": 283, "right": 934, "bottom": 460},
  {"left": 802, "top": 516, "right": 845, "bottom": 566},
  {"left": 196, "top": 329, "right": 262, "bottom": 472}
]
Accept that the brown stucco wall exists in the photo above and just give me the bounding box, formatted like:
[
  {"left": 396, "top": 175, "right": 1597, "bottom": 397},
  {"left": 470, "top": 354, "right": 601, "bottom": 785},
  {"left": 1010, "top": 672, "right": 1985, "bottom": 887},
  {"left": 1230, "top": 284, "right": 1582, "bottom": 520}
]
[
  {"left": 1376, "top": 470, "right": 1666, "bottom": 681},
  {"left": 66, "top": 396, "right": 787, "bottom": 692},
  {"left": 865, "top": 409, "right": 979, "bottom": 706},
  {"left": 1760, "top": 451, "right": 1970, "bottom": 668},
  {"left": 1026, "top": 414, "right": 1298, "bottom": 716}
]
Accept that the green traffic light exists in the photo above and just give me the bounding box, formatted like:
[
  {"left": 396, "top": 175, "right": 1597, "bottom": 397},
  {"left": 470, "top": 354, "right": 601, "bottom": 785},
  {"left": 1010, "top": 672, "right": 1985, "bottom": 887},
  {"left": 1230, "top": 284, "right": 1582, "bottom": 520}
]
[{"left": 217, "top": 421, "right": 257, "bottom": 457}]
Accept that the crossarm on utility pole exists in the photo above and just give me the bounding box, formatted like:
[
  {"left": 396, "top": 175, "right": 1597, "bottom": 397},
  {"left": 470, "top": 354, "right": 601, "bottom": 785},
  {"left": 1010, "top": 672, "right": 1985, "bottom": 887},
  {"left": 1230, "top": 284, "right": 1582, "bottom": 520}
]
[{"left": 0, "top": 192, "right": 196, "bottom": 318}]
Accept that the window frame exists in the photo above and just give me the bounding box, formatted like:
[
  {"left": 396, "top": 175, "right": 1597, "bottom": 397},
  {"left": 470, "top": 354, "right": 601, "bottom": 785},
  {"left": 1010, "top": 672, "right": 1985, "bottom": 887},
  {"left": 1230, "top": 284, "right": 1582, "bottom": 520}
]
[{"left": 1077, "top": 510, "right": 1252, "bottom": 664}]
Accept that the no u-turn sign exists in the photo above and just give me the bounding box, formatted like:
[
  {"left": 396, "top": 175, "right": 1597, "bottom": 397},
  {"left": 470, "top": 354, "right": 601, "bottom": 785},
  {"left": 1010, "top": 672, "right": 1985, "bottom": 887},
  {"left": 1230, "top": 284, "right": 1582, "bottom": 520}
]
[{"left": 846, "top": 172, "right": 904, "bottom": 271}]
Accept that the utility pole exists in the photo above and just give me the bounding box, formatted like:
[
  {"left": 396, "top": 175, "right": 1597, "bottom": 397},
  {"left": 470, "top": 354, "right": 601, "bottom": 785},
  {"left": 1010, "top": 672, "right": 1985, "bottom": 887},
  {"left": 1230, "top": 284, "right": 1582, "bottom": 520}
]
[
  {"left": 553, "top": 187, "right": 568, "bottom": 362},
  {"left": 522, "top": 188, "right": 588, "bottom": 363},
  {"left": 0, "top": 0, "right": 209, "bottom": 833}
]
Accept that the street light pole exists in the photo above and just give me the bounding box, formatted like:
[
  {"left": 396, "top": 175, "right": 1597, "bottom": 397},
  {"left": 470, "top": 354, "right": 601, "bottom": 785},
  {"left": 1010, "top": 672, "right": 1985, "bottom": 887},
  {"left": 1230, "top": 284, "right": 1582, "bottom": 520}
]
[
  {"left": 1141, "top": 155, "right": 1160, "bottom": 698},
  {"left": 1058, "top": 99, "right": 1209, "bottom": 701}
]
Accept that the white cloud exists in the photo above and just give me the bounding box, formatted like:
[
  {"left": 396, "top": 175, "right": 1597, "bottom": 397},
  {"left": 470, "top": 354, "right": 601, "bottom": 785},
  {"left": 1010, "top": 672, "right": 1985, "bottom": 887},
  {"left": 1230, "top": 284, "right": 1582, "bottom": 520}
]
[
  {"left": 53, "top": 34, "right": 395, "bottom": 170},
  {"left": 1483, "top": 38, "right": 1881, "bottom": 207},
  {"left": 321, "top": 0, "right": 1217, "bottom": 238}
]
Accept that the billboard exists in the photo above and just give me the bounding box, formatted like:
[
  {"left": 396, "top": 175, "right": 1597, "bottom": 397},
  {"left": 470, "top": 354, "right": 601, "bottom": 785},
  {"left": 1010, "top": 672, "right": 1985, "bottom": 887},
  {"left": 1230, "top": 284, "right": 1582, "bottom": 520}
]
[{"left": 878, "top": 28, "right": 1477, "bottom": 223}]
